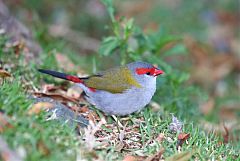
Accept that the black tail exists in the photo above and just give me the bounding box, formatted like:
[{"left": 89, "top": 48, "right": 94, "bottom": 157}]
[{"left": 38, "top": 69, "right": 83, "bottom": 83}]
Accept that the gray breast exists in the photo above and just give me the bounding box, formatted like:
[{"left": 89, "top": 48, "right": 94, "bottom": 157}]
[{"left": 85, "top": 82, "right": 156, "bottom": 116}]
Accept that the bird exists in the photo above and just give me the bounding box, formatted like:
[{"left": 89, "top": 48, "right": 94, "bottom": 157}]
[{"left": 38, "top": 61, "right": 164, "bottom": 116}]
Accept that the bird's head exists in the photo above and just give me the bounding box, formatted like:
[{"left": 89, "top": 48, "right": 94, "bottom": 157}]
[{"left": 127, "top": 61, "right": 164, "bottom": 87}]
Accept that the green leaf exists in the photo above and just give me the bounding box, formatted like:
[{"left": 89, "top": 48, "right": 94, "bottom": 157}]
[
  {"left": 178, "top": 72, "right": 190, "bottom": 83},
  {"left": 101, "top": 0, "right": 115, "bottom": 22},
  {"left": 129, "top": 52, "right": 141, "bottom": 61},
  {"left": 146, "top": 55, "right": 172, "bottom": 73},
  {"left": 125, "top": 18, "right": 134, "bottom": 31},
  {"left": 124, "top": 18, "right": 134, "bottom": 39},
  {"left": 147, "top": 27, "right": 181, "bottom": 52},
  {"left": 99, "top": 37, "right": 120, "bottom": 56},
  {"left": 162, "top": 44, "right": 187, "bottom": 57}
]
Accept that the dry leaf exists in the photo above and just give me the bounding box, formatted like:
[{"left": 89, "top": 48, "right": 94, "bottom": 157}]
[
  {"left": 199, "top": 98, "right": 215, "bottom": 115},
  {"left": 219, "top": 103, "right": 240, "bottom": 121},
  {"left": 84, "top": 120, "right": 104, "bottom": 151},
  {"left": 177, "top": 133, "right": 190, "bottom": 148},
  {"left": 0, "top": 112, "right": 13, "bottom": 133},
  {"left": 223, "top": 124, "right": 229, "bottom": 143},
  {"left": 149, "top": 101, "right": 162, "bottom": 112},
  {"left": 79, "top": 106, "right": 90, "bottom": 113},
  {"left": 156, "top": 133, "right": 165, "bottom": 142},
  {"left": 200, "top": 120, "right": 235, "bottom": 134},
  {"left": 87, "top": 111, "right": 99, "bottom": 123},
  {"left": 33, "top": 92, "right": 79, "bottom": 104},
  {"left": 115, "top": 141, "right": 124, "bottom": 152},
  {"left": 0, "top": 69, "right": 11, "bottom": 78},
  {"left": 123, "top": 155, "right": 144, "bottom": 161},
  {"left": 66, "top": 86, "right": 83, "bottom": 99},
  {"left": 42, "top": 84, "right": 61, "bottom": 92},
  {"left": 201, "top": 120, "right": 239, "bottom": 143},
  {"left": 28, "top": 102, "right": 54, "bottom": 115},
  {"left": 166, "top": 151, "right": 193, "bottom": 161},
  {"left": 5, "top": 40, "right": 25, "bottom": 55},
  {"left": 37, "top": 140, "right": 50, "bottom": 156},
  {"left": 185, "top": 36, "right": 235, "bottom": 88},
  {"left": 144, "top": 148, "right": 164, "bottom": 161}
]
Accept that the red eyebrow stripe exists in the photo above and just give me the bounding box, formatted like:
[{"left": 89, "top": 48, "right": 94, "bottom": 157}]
[{"left": 136, "top": 68, "right": 152, "bottom": 75}]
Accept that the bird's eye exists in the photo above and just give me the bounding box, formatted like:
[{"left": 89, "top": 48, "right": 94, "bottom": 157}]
[{"left": 146, "top": 72, "right": 151, "bottom": 75}]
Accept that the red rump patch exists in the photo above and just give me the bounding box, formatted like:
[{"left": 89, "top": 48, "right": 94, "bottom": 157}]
[
  {"left": 88, "top": 87, "right": 96, "bottom": 92},
  {"left": 66, "top": 75, "right": 83, "bottom": 83},
  {"left": 66, "top": 75, "right": 96, "bottom": 92}
]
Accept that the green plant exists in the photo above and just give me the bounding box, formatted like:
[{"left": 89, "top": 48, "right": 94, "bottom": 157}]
[{"left": 99, "top": 0, "right": 200, "bottom": 119}]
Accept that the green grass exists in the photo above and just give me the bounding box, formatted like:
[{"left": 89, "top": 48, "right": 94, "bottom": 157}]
[
  {"left": 1, "top": 78, "right": 238, "bottom": 160},
  {"left": 0, "top": 68, "right": 239, "bottom": 160}
]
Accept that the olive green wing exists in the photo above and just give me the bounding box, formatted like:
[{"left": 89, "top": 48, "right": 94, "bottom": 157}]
[{"left": 83, "top": 67, "right": 142, "bottom": 93}]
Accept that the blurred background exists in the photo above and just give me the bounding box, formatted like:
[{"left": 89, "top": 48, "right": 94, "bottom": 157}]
[{"left": 1, "top": 0, "right": 240, "bottom": 145}]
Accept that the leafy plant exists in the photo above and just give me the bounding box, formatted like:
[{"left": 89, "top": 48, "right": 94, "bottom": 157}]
[{"left": 99, "top": 0, "right": 200, "bottom": 119}]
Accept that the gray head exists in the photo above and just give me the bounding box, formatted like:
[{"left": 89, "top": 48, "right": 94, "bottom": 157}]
[{"left": 126, "top": 61, "right": 164, "bottom": 87}]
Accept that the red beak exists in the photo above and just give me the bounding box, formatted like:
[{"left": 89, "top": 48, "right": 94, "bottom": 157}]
[{"left": 153, "top": 68, "right": 164, "bottom": 76}]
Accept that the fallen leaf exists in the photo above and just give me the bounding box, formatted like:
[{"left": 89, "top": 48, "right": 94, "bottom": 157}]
[
  {"left": 33, "top": 92, "right": 79, "bottom": 104},
  {"left": 185, "top": 36, "right": 235, "bottom": 88},
  {"left": 223, "top": 124, "right": 229, "bottom": 144},
  {"left": 156, "top": 133, "right": 165, "bottom": 142},
  {"left": 144, "top": 148, "right": 164, "bottom": 161},
  {"left": 37, "top": 140, "right": 50, "bottom": 156},
  {"left": 177, "top": 133, "right": 190, "bottom": 148},
  {"left": 87, "top": 113, "right": 96, "bottom": 122},
  {"left": 219, "top": 103, "right": 240, "bottom": 121},
  {"left": 115, "top": 141, "right": 124, "bottom": 152},
  {"left": 200, "top": 120, "right": 239, "bottom": 142},
  {"left": 66, "top": 86, "right": 83, "bottom": 99},
  {"left": 200, "top": 120, "right": 235, "bottom": 134},
  {"left": 79, "top": 106, "right": 90, "bottom": 113},
  {"left": 28, "top": 102, "right": 54, "bottom": 115},
  {"left": 166, "top": 150, "right": 193, "bottom": 161},
  {"left": 199, "top": 98, "right": 215, "bottom": 115},
  {"left": 0, "top": 112, "right": 13, "bottom": 133},
  {"left": 0, "top": 69, "right": 11, "bottom": 78},
  {"left": 122, "top": 155, "right": 137, "bottom": 161},
  {"left": 123, "top": 155, "right": 145, "bottom": 161},
  {"left": 42, "top": 84, "right": 61, "bottom": 92},
  {"left": 77, "top": 148, "right": 99, "bottom": 160},
  {"left": 149, "top": 101, "right": 162, "bottom": 112},
  {"left": 13, "top": 41, "right": 25, "bottom": 55},
  {"left": 5, "top": 40, "right": 25, "bottom": 55}
]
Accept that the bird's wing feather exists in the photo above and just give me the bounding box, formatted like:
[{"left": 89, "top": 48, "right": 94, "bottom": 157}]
[{"left": 83, "top": 67, "right": 142, "bottom": 93}]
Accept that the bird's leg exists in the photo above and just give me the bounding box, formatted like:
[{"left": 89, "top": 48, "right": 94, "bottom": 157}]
[
  {"left": 112, "top": 115, "right": 128, "bottom": 143},
  {"left": 111, "top": 115, "right": 123, "bottom": 133}
]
